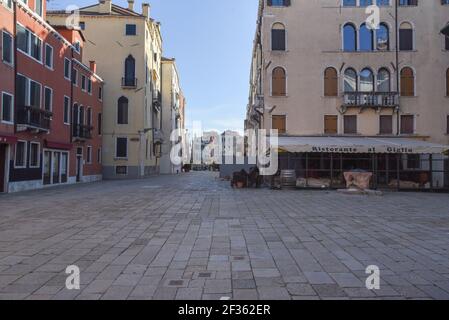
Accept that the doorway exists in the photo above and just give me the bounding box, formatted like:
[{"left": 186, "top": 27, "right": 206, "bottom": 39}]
[
  {"left": 43, "top": 151, "right": 52, "bottom": 185},
  {"left": 0, "top": 144, "right": 7, "bottom": 192},
  {"left": 76, "top": 147, "right": 83, "bottom": 182}
]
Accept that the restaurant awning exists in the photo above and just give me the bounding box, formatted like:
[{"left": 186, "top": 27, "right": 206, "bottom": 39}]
[
  {"left": 272, "top": 137, "right": 449, "bottom": 155},
  {"left": 0, "top": 134, "right": 18, "bottom": 144},
  {"left": 45, "top": 140, "right": 73, "bottom": 150}
]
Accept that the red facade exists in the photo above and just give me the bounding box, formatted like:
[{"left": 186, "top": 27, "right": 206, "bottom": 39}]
[{"left": 0, "top": 1, "right": 103, "bottom": 192}]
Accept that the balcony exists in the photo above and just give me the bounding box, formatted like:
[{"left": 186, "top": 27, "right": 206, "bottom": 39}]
[
  {"left": 16, "top": 106, "right": 52, "bottom": 132},
  {"left": 342, "top": 92, "right": 399, "bottom": 110},
  {"left": 72, "top": 124, "right": 93, "bottom": 140},
  {"left": 122, "top": 77, "right": 137, "bottom": 88},
  {"left": 153, "top": 91, "right": 162, "bottom": 112}
]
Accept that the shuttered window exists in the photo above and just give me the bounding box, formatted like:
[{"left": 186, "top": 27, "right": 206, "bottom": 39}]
[
  {"left": 447, "top": 115, "right": 449, "bottom": 135},
  {"left": 272, "top": 67, "right": 286, "bottom": 96},
  {"left": 399, "top": 22, "right": 413, "bottom": 51},
  {"left": 272, "top": 23, "right": 286, "bottom": 51},
  {"left": 324, "top": 115, "right": 338, "bottom": 134},
  {"left": 267, "top": 0, "right": 291, "bottom": 7},
  {"left": 344, "top": 115, "right": 357, "bottom": 134},
  {"left": 400, "top": 67, "right": 415, "bottom": 96},
  {"left": 446, "top": 68, "right": 449, "bottom": 96},
  {"left": 272, "top": 115, "right": 286, "bottom": 134},
  {"left": 379, "top": 115, "right": 393, "bottom": 134},
  {"left": 400, "top": 115, "right": 414, "bottom": 134},
  {"left": 324, "top": 67, "right": 338, "bottom": 96}
]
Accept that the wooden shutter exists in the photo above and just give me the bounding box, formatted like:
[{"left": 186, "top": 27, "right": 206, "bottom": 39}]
[
  {"left": 379, "top": 115, "right": 393, "bottom": 134},
  {"left": 272, "top": 115, "right": 286, "bottom": 134},
  {"left": 344, "top": 115, "right": 357, "bottom": 134},
  {"left": 447, "top": 115, "right": 449, "bottom": 135},
  {"left": 272, "top": 68, "right": 286, "bottom": 96},
  {"left": 324, "top": 115, "right": 338, "bottom": 134},
  {"left": 400, "top": 68, "right": 414, "bottom": 96},
  {"left": 324, "top": 68, "right": 338, "bottom": 96},
  {"left": 400, "top": 115, "right": 414, "bottom": 134},
  {"left": 446, "top": 68, "right": 449, "bottom": 97},
  {"left": 272, "top": 29, "right": 286, "bottom": 51},
  {"left": 399, "top": 29, "right": 413, "bottom": 51}
]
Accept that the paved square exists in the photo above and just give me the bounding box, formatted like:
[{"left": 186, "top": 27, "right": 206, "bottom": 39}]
[{"left": 1, "top": 172, "right": 449, "bottom": 300}]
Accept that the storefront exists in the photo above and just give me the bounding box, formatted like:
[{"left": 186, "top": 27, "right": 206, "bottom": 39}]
[
  {"left": 0, "top": 134, "right": 17, "bottom": 193},
  {"left": 275, "top": 137, "right": 449, "bottom": 191}
]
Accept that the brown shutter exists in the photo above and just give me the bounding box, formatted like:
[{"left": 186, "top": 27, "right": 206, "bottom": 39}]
[
  {"left": 324, "top": 68, "right": 338, "bottom": 96},
  {"left": 400, "top": 68, "right": 414, "bottom": 96},
  {"left": 379, "top": 115, "right": 393, "bottom": 134},
  {"left": 324, "top": 115, "right": 338, "bottom": 134},
  {"left": 272, "top": 67, "right": 286, "bottom": 96},
  {"left": 344, "top": 115, "right": 357, "bottom": 134},
  {"left": 447, "top": 115, "right": 449, "bottom": 135},
  {"left": 272, "top": 115, "right": 286, "bottom": 134},
  {"left": 446, "top": 68, "right": 449, "bottom": 97},
  {"left": 400, "top": 115, "right": 414, "bottom": 134}
]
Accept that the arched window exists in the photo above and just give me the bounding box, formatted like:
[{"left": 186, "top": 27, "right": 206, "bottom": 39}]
[
  {"left": 343, "top": 23, "right": 357, "bottom": 51},
  {"left": 272, "top": 23, "right": 286, "bottom": 51},
  {"left": 360, "top": 23, "right": 374, "bottom": 51},
  {"left": 344, "top": 68, "right": 357, "bottom": 92},
  {"left": 399, "top": 22, "right": 413, "bottom": 51},
  {"left": 376, "top": 23, "right": 389, "bottom": 51},
  {"left": 124, "top": 55, "right": 136, "bottom": 86},
  {"left": 360, "top": 68, "right": 374, "bottom": 92},
  {"left": 377, "top": 68, "right": 390, "bottom": 92},
  {"left": 446, "top": 68, "right": 449, "bottom": 96},
  {"left": 400, "top": 67, "right": 415, "bottom": 96},
  {"left": 272, "top": 67, "right": 286, "bottom": 96},
  {"left": 117, "top": 96, "right": 129, "bottom": 124},
  {"left": 324, "top": 67, "right": 338, "bottom": 96}
]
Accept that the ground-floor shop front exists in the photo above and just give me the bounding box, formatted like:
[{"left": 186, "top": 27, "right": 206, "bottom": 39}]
[{"left": 275, "top": 137, "right": 449, "bottom": 192}]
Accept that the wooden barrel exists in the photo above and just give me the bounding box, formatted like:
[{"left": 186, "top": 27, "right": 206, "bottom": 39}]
[{"left": 281, "top": 170, "right": 296, "bottom": 189}]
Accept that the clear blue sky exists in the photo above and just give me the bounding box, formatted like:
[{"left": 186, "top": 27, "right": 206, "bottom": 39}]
[{"left": 48, "top": 0, "right": 259, "bottom": 133}]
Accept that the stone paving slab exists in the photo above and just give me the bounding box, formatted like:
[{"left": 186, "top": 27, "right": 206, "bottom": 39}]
[{"left": 0, "top": 172, "right": 449, "bottom": 300}]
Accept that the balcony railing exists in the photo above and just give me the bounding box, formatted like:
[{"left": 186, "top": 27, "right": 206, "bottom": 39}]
[
  {"left": 73, "top": 124, "right": 93, "bottom": 140},
  {"left": 16, "top": 106, "right": 52, "bottom": 131},
  {"left": 343, "top": 92, "right": 399, "bottom": 108},
  {"left": 153, "top": 91, "right": 162, "bottom": 112},
  {"left": 122, "top": 77, "right": 137, "bottom": 88}
]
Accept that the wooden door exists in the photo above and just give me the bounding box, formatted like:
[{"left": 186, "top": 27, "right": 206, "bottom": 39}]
[{"left": 0, "top": 145, "right": 6, "bottom": 192}]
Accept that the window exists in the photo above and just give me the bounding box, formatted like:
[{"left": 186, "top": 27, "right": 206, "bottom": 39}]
[
  {"left": 324, "top": 67, "right": 338, "bottom": 96},
  {"left": 98, "top": 113, "right": 102, "bottom": 135},
  {"left": 399, "top": 22, "right": 413, "bottom": 51},
  {"left": 29, "top": 142, "right": 40, "bottom": 168},
  {"left": 1, "top": 92, "right": 13, "bottom": 123},
  {"left": 400, "top": 115, "right": 414, "bottom": 134},
  {"left": 73, "top": 41, "right": 81, "bottom": 53},
  {"left": 98, "top": 148, "right": 102, "bottom": 164},
  {"left": 44, "top": 44, "right": 53, "bottom": 69},
  {"left": 16, "top": 24, "right": 42, "bottom": 61},
  {"left": 268, "top": 0, "right": 291, "bottom": 7},
  {"left": 63, "top": 58, "right": 71, "bottom": 80},
  {"left": 87, "top": 79, "right": 92, "bottom": 94},
  {"left": 35, "top": 0, "right": 43, "bottom": 16},
  {"left": 446, "top": 68, "right": 449, "bottom": 96},
  {"left": 324, "top": 115, "right": 338, "bottom": 134},
  {"left": 360, "top": 23, "right": 374, "bottom": 51},
  {"left": 343, "top": 0, "right": 357, "bottom": 5},
  {"left": 379, "top": 115, "right": 393, "bottom": 134},
  {"left": 87, "top": 146, "right": 92, "bottom": 164},
  {"left": 117, "top": 96, "right": 129, "bottom": 124},
  {"left": 377, "top": 68, "right": 391, "bottom": 92},
  {"left": 271, "top": 23, "right": 286, "bottom": 51},
  {"left": 87, "top": 107, "right": 92, "bottom": 127},
  {"left": 116, "top": 137, "right": 128, "bottom": 158},
  {"left": 343, "top": 23, "right": 357, "bottom": 51},
  {"left": 63, "top": 96, "right": 70, "bottom": 124},
  {"left": 344, "top": 68, "right": 357, "bottom": 92},
  {"left": 406, "top": 154, "right": 420, "bottom": 170},
  {"left": 447, "top": 115, "right": 449, "bottom": 135},
  {"left": 81, "top": 75, "right": 87, "bottom": 91},
  {"left": 79, "top": 22, "right": 86, "bottom": 30},
  {"left": 98, "top": 87, "right": 103, "bottom": 100},
  {"left": 116, "top": 166, "right": 128, "bottom": 175},
  {"left": 44, "top": 87, "right": 52, "bottom": 111},
  {"left": 400, "top": 67, "right": 415, "bottom": 96},
  {"left": 272, "top": 67, "right": 286, "bottom": 96},
  {"left": 72, "top": 68, "right": 78, "bottom": 86},
  {"left": 3, "top": 0, "right": 13, "bottom": 9},
  {"left": 344, "top": 115, "right": 357, "bottom": 134},
  {"left": 360, "top": 68, "right": 374, "bottom": 92},
  {"left": 29, "top": 80, "right": 41, "bottom": 108},
  {"left": 376, "top": 23, "right": 389, "bottom": 51},
  {"left": 272, "top": 115, "right": 286, "bottom": 134},
  {"left": 125, "top": 24, "right": 137, "bottom": 36},
  {"left": 124, "top": 55, "right": 136, "bottom": 86},
  {"left": 15, "top": 141, "right": 27, "bottom": 168},
  {"left": 2, "top": 31, "right": 13, "bottom": 65},
  {"left": 399, "top": 0, "right": 418, "bottom": 6}
]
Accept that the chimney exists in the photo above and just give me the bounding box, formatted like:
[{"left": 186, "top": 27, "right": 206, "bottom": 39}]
[
  {"left": 142, "top": 3, "right": 150, "bottom": 19},
  {"left": 89, "top": 61, "right": 97, "bottom": 74},
  {"left": 127, "top": 0, "right": 134, "bottom": 11},
  {"left": 98, "top": 0, "right": 111, "bottom": 14}
]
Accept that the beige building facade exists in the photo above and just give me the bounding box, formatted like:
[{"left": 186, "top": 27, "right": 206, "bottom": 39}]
[
  {"left": 48, "top": 0, "right": 163, "bottom": 179},
  {"left": 160, "top": 58, "right": 184, "bottom": 174},
  {"left": 247, "top": 0, "right": 449, "bottom": 190}
]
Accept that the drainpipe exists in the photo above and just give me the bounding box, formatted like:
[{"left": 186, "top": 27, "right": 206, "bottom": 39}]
[
  {"left": 395, "top": 0, "right": 400, "bottom": 135},
  {"left": 13, "top": 1, "right": 17, "bottom": 134}
]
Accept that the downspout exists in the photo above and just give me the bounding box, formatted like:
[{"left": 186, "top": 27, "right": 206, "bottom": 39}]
[
  {"left": 395, "top": 0, "right": 400, "bottom": 135},
  {"left": 70, "top": 48, "right": 74, "bottom": 143},
  {"left": 13, "top": 0, "right": 17, "bottom": 134}
]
